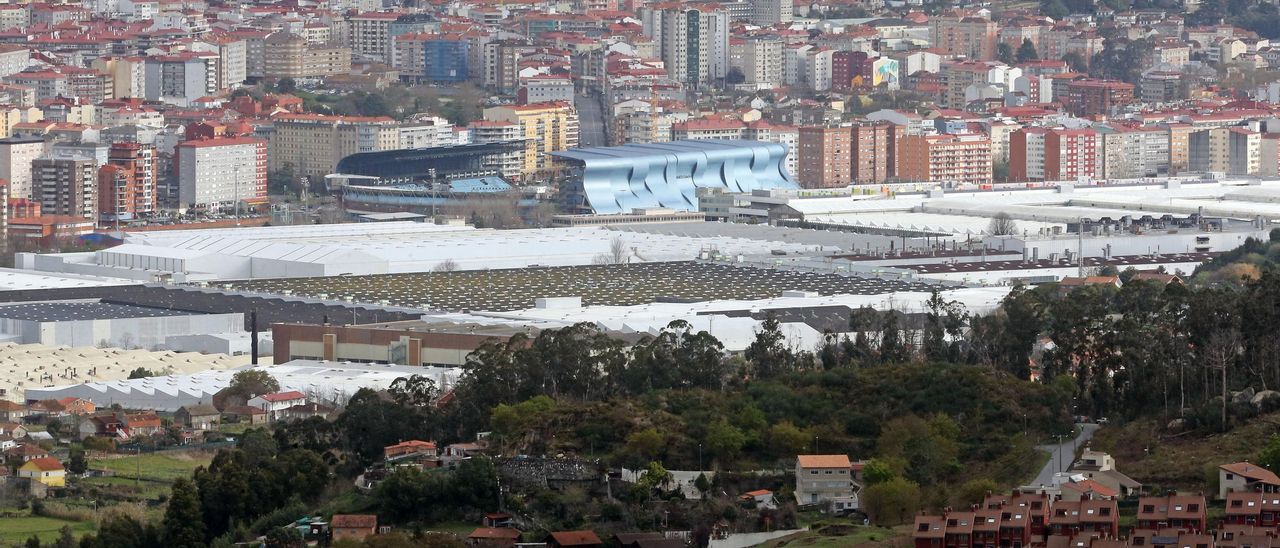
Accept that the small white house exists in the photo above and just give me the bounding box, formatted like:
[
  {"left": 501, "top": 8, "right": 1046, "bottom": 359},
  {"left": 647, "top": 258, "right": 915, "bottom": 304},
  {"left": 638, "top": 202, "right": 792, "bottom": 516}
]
[{"left": 247, "top": 391, "right": 307, "bottom": 421}]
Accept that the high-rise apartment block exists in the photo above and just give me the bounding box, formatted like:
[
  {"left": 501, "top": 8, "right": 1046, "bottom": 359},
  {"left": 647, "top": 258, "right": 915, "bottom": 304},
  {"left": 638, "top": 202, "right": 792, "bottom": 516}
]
[
  {"left": 796, "top": 125, "right": 852, "bottom": 188},
  {"left": 482, "top": 103, "right": 578, "bottom": 179},
  {"left": 269, "top": 114, "right": 400, "bottom": 181},
  {"left": 897, "top": 133, "right": 993, "bottom": 185},
  {"left": 176, "top": 137, "right": 268, "bottom": 211}
]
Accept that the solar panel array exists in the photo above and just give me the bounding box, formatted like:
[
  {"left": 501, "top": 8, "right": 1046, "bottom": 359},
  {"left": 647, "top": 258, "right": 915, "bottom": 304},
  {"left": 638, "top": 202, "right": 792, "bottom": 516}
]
[{"left": 219, "top": 262, "right": 942, "bottom": 312}]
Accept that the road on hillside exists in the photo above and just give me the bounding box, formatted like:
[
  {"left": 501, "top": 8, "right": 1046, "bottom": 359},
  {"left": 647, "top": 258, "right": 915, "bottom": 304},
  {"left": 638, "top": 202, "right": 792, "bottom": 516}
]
[
  {"left": 1030, "top": 423, "right": 1099, "bottom": 487},
  {"left": 576, "top": 91, "right": 607, "bottom": 148}
]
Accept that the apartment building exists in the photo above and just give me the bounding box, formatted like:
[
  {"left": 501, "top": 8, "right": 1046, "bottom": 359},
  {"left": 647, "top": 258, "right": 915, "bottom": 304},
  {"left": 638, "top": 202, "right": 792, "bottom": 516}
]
[
  {"left": 749, "top": 0, "right": 791, "bottom": 25},
  {"left": 1190, "top": 127, "right": 1261, "bottom": 176},
  {"left": 646, "top": 6, "right": 729, "bottom": 87},
  {"left": 143, "top": 53, "right": 218, "bottom": 107},
  {"left": 1065, "top": 79, "right": 1135, "bottom": 117},
  {"left": 1166, "top": 122, "right": 1194, "bottom": 174},
  {"left": 192, "top": 36, "right": 247, "bottom": 91},
  {"left": 1097, "top": 124, "right": 1169, "bottom": 179},
  {"left": 796, "top": 125, "right": 852, "bottom": 188},
  {"left": 348, "top": 12, "right": 402, "bottom": 62},
  {"left": 939, "top": 60, "right": 995, "bottom": 109},
  {"left": 482, "top": 102, "right": 578, "bottom": 179},
  {"left": 0, "top": 136, "right": 46, "bottom": 201},
  {"left": 33, "top": 157, "right": 96, "bottom": 219},
  {"left": 176, "top": 137, "right": 267, "bottom": 212},
  {"left": 395, "top": 33, "right": 470, "bottom": 84},
  {"left": 269, "top": 114, "right": 400, "bottom": 181},
  {"left": 468, "top": 120, "right": 525, "bottom": 180},
  {"left": 5, "top": 68, "right": 112, "bottom": 104},
  {"left": 1010, "top": 127, "right": 1101, "bottom": 182},
  {"left": 930, "top": 15, "right": 997, "bottom": 61},
  {"left": 731, "top": 35, "right": 783, "bottom": 87},
  {"left": 1136, "top": 495, "right": 1207, "bottom": 532},
  {"left": 264, "top": 33, "right": 352, "bottom": 79},
  {"left": 106, "top": 143, "right": 155, "bottom": 216},
  {"left": 897, "top": 133, "right": 992, "bottom": 185},
  {"left": 91, "top": 57, "right": 145, "bottom": 100},
  {"left": 611, "top": 100, "right": 678, "bottom": 146},
  {"left": 850, "top": 122, "right": 893, "bottom": 184}
]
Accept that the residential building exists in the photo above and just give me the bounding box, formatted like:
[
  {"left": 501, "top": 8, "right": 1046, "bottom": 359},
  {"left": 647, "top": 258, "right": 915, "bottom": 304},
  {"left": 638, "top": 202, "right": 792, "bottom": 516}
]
[
  {"left": 1136, "top": 495, "right": 1207, "bottom": 532},
  {"left": 897, "top": 133, "right": 993, "bottom": 185},
  {"left": 794, "top": 454, "right": 857, "bottom": 511},
  {"left": 469, "top": 120, "right": 525, "bottom": 180},
  {"left": 744, "top": 120, "right": 799, "bottom": 177},
  {"left": 1098, "top": 125, "right": 1170, "bottom": 179},
  {"left": 1065, "top": 79, "right": 1135, "bottom": 117},
  {"left": 940, "top": 60, "right": 996, "bottom": 109},
  {"left": 1220, "top": 462, "right": 1280, "bottom": 499},
  {"left": 349, "top": 12, "right": 402, "bottom": 62},
  {"left": 930, "top": 15, "right": 998, "bottom": 60},
  {"left": 247, "top": 390, "right": 307, "bottom": 421},
  {"left": 395, "top": 33, "right": 469, "bottom": 84},
  {"left": 384, "top": 440, "right": 438, "bottom": 460},
  {"left": 749, "top": 0, "right": 791, "bottom": 25},
  {"left": 105, "top": 143, "right": 155, "bottom": 217},
  {"left": 5, "top": 68, "right": 112, "bottom": 104},
  {"left": 144, "top": 53, "right": 218, "bottom": 107},
  {"left": 647, "top": 6, "right": 730, "bottom": 87},
  {"left": 269, "top": 114, "right": 400, "bottom": 181},
  {"left": 672, "top": 119, "right": 746, "bottom": 141},
  {"left": 1009, "top": 127, "right": 1101, "bottom": 182},
  {"left": 1047, "top": 499, "right": 1119, "bottom": 537},
  {"left": 263, "top": 33, "right": 352, "bottom": 79},
  {"left": 732, "top": 35, "right": 783, "bottom": 87},
  {"left": 796, "top": 125, "right": 852, "bottom": 188},
  {"left": 174, "top": 404, "right": 220, "bottom": 430},
  {"left": 33, "top": 157, "right": 96, "bottom": 219},
  {"left": 1167, "top": 123, "right": 1194, "bottom": 174},
  {"left": 331, "top": 515, "right": 378, "bottom": 542},
  {"left": 482, "top": 103, "right": 578, "bottom": 179},
  {"left": 851, "top": 122, "right": 893, "bottom": 183},
  {"left": 0, "top": 137, "right": 45, "bottom": 201},
  {"left": 1190, "top": 127, "right": 1261, "bottom": 175},
  {"left": 17, "top": 456, "right": 65, "bottom": 487},
  {"left": 0, "top": 45, "right": 29, "bottom": 79},
  {"left": 176, "top": 137, "right": 267, "bottom": 212}
]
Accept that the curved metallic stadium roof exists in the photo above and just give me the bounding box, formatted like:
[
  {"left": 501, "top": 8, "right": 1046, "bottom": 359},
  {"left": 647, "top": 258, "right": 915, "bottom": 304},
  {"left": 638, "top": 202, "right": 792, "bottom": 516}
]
[{"left": 551, "top": 139, "right": 797, "bottom": 214}]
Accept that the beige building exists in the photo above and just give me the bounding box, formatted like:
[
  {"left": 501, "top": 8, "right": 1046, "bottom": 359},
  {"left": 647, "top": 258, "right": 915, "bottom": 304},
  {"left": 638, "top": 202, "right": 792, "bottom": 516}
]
[
  {"left": 898, "top": 133, "right": 992, "bottom": 185},
  {"left": 0, "top": 107, "right": 42, "bottom": 139},
  {"left": 264, "top": 33, "right": 352, "bottom": 79},
  {"left": 468, "top": 120, "right": 525, "bottom": 180},
  {"left": 1166, "top": 123, "right": 1193, "bottom": 174},
  {"left": 269, "top": 113, "right": 399, "bottom": 181},
  {"left": 1098, "top": 125, "right": 1169, "bottom": 179},
  {"left": 1190, "top": 127, "right": 1260, "bottom": 175},
  {"left": 930, "top": 15, "right": 997, "bottom": 60},
  {"left": 482, "top": 102, "right": 578, "bottom": 179},
  {"left": 348, "top": 12, "right": 401, "bottom": 62},
  {"left": 33, "top": 157, "right": 96, "bottom": 219},
  {"left": 795, "top": 454, "right": 858, "bottom": 511}
]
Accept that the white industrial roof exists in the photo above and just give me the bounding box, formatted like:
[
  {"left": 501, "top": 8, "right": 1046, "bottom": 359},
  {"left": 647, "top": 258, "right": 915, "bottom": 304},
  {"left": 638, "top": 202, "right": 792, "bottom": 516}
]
[
  {"left": 0, "top": 343, "right": 249, "bottom": 404},
  {"left": 24, "top": 360, "right": 461, "bottom": 412},
  {"left": 0, "top": 268, "right": 134, "bottom": 290}
]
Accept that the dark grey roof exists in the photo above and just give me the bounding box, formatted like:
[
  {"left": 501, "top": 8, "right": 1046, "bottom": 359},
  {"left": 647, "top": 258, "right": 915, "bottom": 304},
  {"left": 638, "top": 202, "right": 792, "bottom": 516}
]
[{"left": 0, "top": 302, "right": 202, "bottom": 322}]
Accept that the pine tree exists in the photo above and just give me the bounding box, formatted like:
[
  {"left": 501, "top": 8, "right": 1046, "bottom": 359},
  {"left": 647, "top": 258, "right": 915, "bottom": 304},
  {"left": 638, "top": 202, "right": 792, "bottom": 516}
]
[{"left": 162, "top": 478, "right": 206, "bottom": 548}]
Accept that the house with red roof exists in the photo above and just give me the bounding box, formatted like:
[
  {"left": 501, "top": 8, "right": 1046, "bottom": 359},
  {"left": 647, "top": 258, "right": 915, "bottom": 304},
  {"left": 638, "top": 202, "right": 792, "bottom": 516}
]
[
  {"left": 331, "top": 514, "right": 378, "bottom": 542},
  {"left": 546, "top": 531, "right": 602, "bottom": 548},
  {"left": 1220, "top": 462, "right": 1280, "bottom": 499},
  {"left": 468, "top": 527, "right": 521, "bottom": 547},
  {"left": 248, "top": 390, "right": 307, "bottom": 421}
]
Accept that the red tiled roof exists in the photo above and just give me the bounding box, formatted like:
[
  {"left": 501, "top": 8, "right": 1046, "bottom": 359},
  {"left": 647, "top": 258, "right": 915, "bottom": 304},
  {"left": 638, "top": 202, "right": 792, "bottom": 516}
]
[
  {"left": 549, "top": 531, "right": 602, "bottom": 546},
  {"left": 257, "top": 391, "right": 305, "bottom": 402},
  {"left": 1222, "top": 462, "right": 1280, "bottom": 485},
  {"left": 25, "top": 456, "right": 63, "bottom": 471},
  {"left": 331, "top": 514, "right": 377, "bottom": 528},
  {"left": 470, "top": 528, "right": 521, "bottom": 540}
]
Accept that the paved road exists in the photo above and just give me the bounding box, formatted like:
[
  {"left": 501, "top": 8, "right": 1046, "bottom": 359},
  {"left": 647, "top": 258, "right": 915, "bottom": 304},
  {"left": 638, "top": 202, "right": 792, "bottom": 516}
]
[
  {"left": 576, "top": 91, "right": 607, "bottom": 148},
  {"left": 1029, "top": 423, "right": 1099, "bottom": 487}
]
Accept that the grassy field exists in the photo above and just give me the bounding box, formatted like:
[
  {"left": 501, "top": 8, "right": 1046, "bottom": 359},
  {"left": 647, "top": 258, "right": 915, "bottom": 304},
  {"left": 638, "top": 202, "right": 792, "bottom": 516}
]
[
  {"left": 0, "top": 515, "right": 95, "bottom": 545},
  {"left": 1089, "top": 412, "right": 1280, "bottom": 492},
  {"left": 89, "top": 451, "right": 213, "bottom": 482},
  {"left": 80, "top": 475, "right": 172, "bottom": 499},
  {"left": 762, "top": 525, "right": 910, "bottom": 548}
]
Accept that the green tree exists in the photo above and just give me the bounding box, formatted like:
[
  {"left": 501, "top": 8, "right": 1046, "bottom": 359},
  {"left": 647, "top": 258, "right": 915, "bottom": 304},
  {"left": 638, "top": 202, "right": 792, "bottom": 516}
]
[
  {"left": 162, "top": 478, "right": 206, "bottom": 548},
  {"left": 639, "top": 461, "right": 674, "bottom": 491},
  {"left": 1259, "top": 435, "right": 1280, "bottom": 472},
  {"left": 768, "top": 421, "right": 810, "bottom": 459},
  {"left": 1062, "top": 52, "right": 1088, "bottom": 73},
  {"left": 704, "top": 419, "right": 746, "bottom": 465},
  {"left": 746, "top": 314, "right": 796, "bottom": 377},
  {"left": 861, "top": 458, "right": 897, "bottom": 485},
  {"left": 1017, "top": 39, "right": 1039, "bottom": 62},
  {"left": 997, "top": 42, "right": 1015, "bottom": 64},
  {"left": 67, "top": 449, "right": 87, "bottom": 475},
  {"left": 128, "top": 367, "right": 157, "bottom": 379},
  {"left": 55, "top": 526, "right": 74, "bottom": 548},
  {"left": 225, "top": 371, "right": 280, "bottom": 401},
  {"left": 862, "top": 477, "right": 922, "bottom": 526},
  {"left": 618, "top": 428, "right": 665, "bottom": 468},
  {"left": 953, "top": 478, "right": 1000, "bottom": 506}
]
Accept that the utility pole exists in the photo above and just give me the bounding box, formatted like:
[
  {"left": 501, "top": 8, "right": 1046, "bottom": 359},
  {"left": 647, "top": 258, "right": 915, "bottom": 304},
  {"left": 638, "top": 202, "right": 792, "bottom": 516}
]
[{"left": 1078, "top": 217, "right": 1085, "bottom": 277}]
